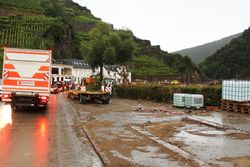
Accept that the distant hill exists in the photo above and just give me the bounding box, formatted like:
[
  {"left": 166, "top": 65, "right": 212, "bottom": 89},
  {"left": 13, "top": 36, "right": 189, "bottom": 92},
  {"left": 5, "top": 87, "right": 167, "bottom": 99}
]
[
  {"left": 174, "top": 33, "right": 242, "bottom": 64},
  {"left": 200, "top": 27, "right": 250, "bottom": 80}
]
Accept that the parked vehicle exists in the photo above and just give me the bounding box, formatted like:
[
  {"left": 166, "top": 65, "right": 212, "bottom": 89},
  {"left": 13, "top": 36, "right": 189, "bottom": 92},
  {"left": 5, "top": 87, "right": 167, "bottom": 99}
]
[
  {"left": 2, "top": 47, "right": 52, "bottom": 110},
  {"left": 50, "top": 85, "right": 59, "bottom": 94},
  {"left": 171, "top": 80, "right": 180, "bottom": 85}
]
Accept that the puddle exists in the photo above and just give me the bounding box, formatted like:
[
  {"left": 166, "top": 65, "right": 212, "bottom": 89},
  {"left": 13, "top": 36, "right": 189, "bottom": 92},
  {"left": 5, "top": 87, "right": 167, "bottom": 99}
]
[
  {"left": 172, "top": 123, "right": 250, "bottom": 167},
  {"left": 111, "top": 146, "right": 183, "bottom": 167}
]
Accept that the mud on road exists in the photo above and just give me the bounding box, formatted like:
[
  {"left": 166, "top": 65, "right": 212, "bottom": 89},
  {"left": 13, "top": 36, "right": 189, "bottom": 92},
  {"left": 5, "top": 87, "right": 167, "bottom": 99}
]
[{"left": 67, "top": 94, "right": 250, "bottom": 167}]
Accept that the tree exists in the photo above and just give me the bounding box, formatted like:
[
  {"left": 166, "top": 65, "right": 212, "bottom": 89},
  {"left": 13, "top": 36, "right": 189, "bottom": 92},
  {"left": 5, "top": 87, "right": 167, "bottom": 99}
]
[
  {"left": 163, "top": 53, "right": 201, "bottom": 83},
  {"left": 42, "top": 19, "right": 81, "bottom": 59},
  {"left": 84, "top": 23, "right": 136, "bottom": 80},
  {"left": 200, "top": 27, "right": 250, "bottom": 80}
]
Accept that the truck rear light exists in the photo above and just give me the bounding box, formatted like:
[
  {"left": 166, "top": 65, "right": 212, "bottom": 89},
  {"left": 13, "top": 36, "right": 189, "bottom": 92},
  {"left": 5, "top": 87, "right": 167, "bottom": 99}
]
[
  {"left": 3, "top": 94, "right": 11, "bottom": 99},
  {"left": 39, "top": 96, "right": 49, "bottom": 102}
]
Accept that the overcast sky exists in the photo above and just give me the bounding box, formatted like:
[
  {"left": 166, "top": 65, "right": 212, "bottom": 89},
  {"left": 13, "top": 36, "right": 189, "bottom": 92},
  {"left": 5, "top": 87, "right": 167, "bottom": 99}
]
[{"left": 73, "top": 0, "right": 250, "bottom": 52}]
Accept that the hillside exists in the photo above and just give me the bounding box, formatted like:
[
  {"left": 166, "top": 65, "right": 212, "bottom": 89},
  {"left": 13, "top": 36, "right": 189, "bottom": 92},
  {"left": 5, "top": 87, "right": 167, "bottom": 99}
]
[
  {"left": 200, "top": 27, "right": 250, "bottom": 80},
  {"left": 174, "top": 33, "right": 242, "bottom": 64},
  {"left": 0, "top": 0, "right": 201, "bottom": 82},
  {"left": 0, "top": 0, "right": 100, "bottom": 58},
  {"left": 131, "top": 55, "right": 177, "bottom": 80},
  {"left": 134, "top": 38, "right": 202, "bottom": 82}
]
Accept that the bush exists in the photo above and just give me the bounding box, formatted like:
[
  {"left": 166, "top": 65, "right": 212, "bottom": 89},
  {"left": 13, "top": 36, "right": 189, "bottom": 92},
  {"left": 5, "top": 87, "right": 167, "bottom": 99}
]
[{"left": 115, "top": 84, "right": 222, "bottom": 106}]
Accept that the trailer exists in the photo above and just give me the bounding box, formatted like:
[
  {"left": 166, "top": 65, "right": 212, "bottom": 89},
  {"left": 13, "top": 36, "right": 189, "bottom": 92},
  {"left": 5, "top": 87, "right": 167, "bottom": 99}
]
[
  {"left": 2, "top": 47, "right": 52, "bottom": 110},
  {"left": 67, "top": 90, "right": 111, "bottom": 104}
]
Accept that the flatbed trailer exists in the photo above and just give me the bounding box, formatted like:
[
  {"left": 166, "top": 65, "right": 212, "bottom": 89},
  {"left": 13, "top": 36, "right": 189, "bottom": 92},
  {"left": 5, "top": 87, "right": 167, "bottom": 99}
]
[{"left": 67, "top": 90, "right": 111, "bottom": 104}]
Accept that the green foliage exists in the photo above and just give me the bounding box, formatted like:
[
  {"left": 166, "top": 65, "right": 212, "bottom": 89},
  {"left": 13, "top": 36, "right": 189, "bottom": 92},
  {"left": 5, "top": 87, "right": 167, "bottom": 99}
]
[
  {"left": 42, "top": 18, "right": 82, "bottom": 59},
  {"left": 116, "top": 84, "right": 222, "bottom": 106},
  {"left": 74, "top": 15, "right": 100, "bottom": 23},
  {"left": 86, "top": 75, "right": 102, "bottom": 91},
  {"left": 134, "top": 38, "right": 201, "bottom": 82},
  {"left": 0, "top": 15, "right": 54, "bottom": 49},
  {"left": 164, "top": 53, "right": 201, "bottom": 83},
  {"left": 131, "top": 55, "right": 176, "bottom": 77},
  {"left": 0, "top": 0, "right": 100, "bottom": 60},
  {"left": 0, "top": 0, "right": 42, "bottom": 11},
  {"left": 64, "top": 0, "right": 93, "bottom": 17},
  {"left": 84, "top": 23, "right": 136, "bottom": 79},
  {"left": 41, "top": 0, "right": 67, "bottom": 18},
  {"left": 200, "top": 27, "right": 250, "bottom": 79}
]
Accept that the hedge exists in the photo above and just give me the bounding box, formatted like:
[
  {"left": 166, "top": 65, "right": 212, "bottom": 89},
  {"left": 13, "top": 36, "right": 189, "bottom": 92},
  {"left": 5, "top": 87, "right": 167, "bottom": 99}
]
[{"left": 115, "top": 84, "right": 222, "bottom": 106}]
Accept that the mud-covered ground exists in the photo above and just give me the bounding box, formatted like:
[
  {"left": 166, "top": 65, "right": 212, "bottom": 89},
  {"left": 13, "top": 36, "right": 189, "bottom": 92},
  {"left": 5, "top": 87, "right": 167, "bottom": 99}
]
[
  {"left": 67, "top": 94, "right": 250, "bottom": 167},
  {"left": 1, "top": 93, "right": 250, "bottom": 167}
]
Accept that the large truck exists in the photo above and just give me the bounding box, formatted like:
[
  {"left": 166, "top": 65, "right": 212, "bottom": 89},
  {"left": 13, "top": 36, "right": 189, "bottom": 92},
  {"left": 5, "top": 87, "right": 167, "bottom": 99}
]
[{"left": 2, "top": 47, "right": 52, "bottom": 110}]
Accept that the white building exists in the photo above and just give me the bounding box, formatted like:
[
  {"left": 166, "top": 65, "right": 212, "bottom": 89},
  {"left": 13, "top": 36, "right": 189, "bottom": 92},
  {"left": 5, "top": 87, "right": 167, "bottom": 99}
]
[
  {"left": 52, "top": 59, "right": 94, "bottom": 84},
  {"left": 52, "top": 60, "right": 131, "bottom": 85},
  {"left": 96, "top": 65, "right": 132, "bottom": 85}
]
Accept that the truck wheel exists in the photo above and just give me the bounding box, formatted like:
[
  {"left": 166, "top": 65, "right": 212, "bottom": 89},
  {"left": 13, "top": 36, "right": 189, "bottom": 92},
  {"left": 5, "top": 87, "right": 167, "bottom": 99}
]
[
  {"left": 102, "top": 100, "right": 109, "bottom": 104},
  {"left": 11, "top": 104, "right": 16, "bottom": 111},
  {"left": 80, "top": 95, "right": 87, "bottom": 104},
  {"left": 34, "top": 105, "right": 38, "bottom": 111},
  {"left": 40, "top": 105, "right": 47, "bottom": 111}
]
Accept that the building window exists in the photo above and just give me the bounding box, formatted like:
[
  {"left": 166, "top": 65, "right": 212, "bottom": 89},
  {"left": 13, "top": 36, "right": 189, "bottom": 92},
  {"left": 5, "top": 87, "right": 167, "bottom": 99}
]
[
  {"left": 61, "top": 68, "right": 65, "bottom": 75},
  {"left": 52, "top": 68, "right": 59, "bottom": 74}
]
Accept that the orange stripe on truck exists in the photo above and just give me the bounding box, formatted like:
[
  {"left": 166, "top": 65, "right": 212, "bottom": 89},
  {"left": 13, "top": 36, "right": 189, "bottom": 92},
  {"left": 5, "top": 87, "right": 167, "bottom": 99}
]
[
  {"left": 8, "top": 71, "right": 20, "bottom": 78},
  {"left": 32, "top": 73, "right": 45, "bottom": 79},
  {"left": 3, "top": 80, "right": 17, "bottom": 85},
  {"left": 35, "top": 81, "right": 48, "bottom": 87},
  {"left": 4, "top": 64, "right": 15, "bottom": 69},
  {"left": 39, "top": 66, "right": 49, "bottom": 71}
]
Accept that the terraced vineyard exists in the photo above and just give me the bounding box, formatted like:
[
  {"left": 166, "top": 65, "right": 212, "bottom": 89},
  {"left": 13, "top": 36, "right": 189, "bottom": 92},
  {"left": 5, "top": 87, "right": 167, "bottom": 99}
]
[
  {"left": 0, "top": 0, "right": 42, "bottom": 11},
  {"left": 0, "top": 15, "right": 54, "bottom": 49}
]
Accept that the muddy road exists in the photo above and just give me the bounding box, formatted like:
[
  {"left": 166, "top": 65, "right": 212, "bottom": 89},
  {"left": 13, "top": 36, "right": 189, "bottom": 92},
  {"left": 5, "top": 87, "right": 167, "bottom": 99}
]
[{"left": 1, "top": 93, "right": 250, "bottom": 167}]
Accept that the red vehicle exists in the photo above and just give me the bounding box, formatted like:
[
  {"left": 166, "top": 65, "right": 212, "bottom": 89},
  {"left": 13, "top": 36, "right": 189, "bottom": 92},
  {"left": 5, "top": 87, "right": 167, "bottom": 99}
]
[{"left": 50, "top": 85, "right": 59, "bottom": 94}]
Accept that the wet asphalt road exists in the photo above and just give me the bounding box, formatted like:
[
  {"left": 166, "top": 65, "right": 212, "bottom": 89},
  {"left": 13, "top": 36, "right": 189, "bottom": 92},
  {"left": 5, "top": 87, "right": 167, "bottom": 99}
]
[{"left": 0, "top": 94, "right": 102, "bottom": 167}]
